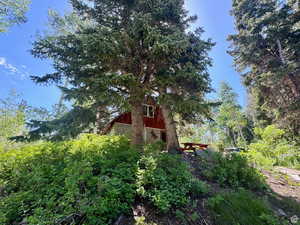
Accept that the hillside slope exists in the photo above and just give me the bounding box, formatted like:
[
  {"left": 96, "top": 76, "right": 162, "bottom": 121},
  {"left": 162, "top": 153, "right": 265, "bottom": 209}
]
[{"left": 0, "top": 136, "right": 299, "bottom": 225}]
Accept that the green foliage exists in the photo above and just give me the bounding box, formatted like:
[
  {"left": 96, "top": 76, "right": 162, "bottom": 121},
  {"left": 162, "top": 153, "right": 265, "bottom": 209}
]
[
  {"left": 30, "top": 0, "right": 214, "bottom": 142},
  {"left": 143, "top": 141, "right": 165, "bottom": 155},
  {"left": 208, "top": 189, "right": 282, "bottom": 225},
  {"left": 203, "top": 152, "right": 265, "bottom": 190},
  {"left": 0, "top": 90, "right": 56, "bottom": 148},
  {"left": 246, "top": 125, "right": 300, "bottom": 169},
  {"left": 134, "top": 216, "right": 157, "bottom": 225},
  {"left": 136, "top": 153, "right": 209, "bottom": 212},
  {"left": 26, "top": 106, "right": 97, "bottom": 142},
  {"left": 0, "top": 135, "right": 211, "bottom": 224},
  {"left": 207, "top": 82, "right": 254, "bottom": 148},
  {"left": 0, "top": 0, "right": 30, "bottom": 32},
  {"left": 229, "top": 0, "right": 300, "bottom": 135},
  {"left": 0, "top": 135, "right": 139, "bottom": 225},
  {"left": 0, "top": 91, "right": 27, "bottom": 149}
]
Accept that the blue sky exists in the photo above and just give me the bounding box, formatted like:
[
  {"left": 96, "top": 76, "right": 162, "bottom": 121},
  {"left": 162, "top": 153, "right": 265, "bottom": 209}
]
[{"left": 0, "top": 0, "right": 246, "bottom": 110}]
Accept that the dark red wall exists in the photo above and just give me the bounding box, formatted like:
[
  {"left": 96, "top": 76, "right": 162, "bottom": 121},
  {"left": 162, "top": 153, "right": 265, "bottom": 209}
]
[{"left": 114, "top": 107, "right": 166, "bottom": 130}]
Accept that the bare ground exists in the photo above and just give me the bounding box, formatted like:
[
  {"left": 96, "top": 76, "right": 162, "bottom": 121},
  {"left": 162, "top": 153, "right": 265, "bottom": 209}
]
[{"left": 263, "top": 167, "right": 300, "bottom": 203}]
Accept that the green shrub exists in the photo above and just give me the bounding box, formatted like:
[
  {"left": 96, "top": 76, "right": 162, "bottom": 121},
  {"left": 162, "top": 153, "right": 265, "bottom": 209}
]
[
  {"left": 0, "top": 134, "right": 139, "bottom": 225},
  {"left": 246, "top": 125, "right": 300, "bottom": 169},
  {"left": 136, "top": 153, "right": 209, "bottom": 212},
  {"left": 143, "top": 141, "right": 165, "bottom": 155},
  {"left": 0, "top": 135, "right": 212, "bottom": 223},
  {"left": 208, "top": 189, "right": 281, "bottom": 225},
  {"left": 203, "top": 152, "right": 265, "bottom": 190}
]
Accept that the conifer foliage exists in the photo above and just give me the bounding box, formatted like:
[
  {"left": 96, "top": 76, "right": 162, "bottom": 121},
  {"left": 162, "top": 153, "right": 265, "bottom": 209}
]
[
  {"left": 229, "top": 0, "right": 300, "bottom": 135},
  {"left": 30, "top": 0, "right": 214, "bottom": 148},
  {"left": 0, "top": 0, "right": 30, "bottom": 32}
]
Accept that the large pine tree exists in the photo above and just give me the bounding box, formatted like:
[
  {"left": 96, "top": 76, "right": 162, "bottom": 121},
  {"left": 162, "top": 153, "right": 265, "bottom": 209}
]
[
  {"left": 229, "top": 0, "right": 300, "bottom": 135},
  {"left": 30, "top": 0, "right": 214, "bottom": 149}
]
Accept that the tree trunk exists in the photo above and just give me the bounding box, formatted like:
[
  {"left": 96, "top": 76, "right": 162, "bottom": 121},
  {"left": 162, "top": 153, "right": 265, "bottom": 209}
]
[
  {"left": 287, "top": 73, "right": 300, "bottom": 98},
  {"left": 131, "top": 101, "right": 144, "bottom": 150},
  {"left": 277, "top": 39, "right": 286, "bottom": 64},
  {"left": 95, "top": 106, "right": 102, "bottom": 135},
  {"left": 238, "top": 126, "right": 247, "bottom": 144},
  {"left": 161, "top": 103, "right": 180, "bottom": 154},
  {"left": 228, "top": 128, "right": 236, "bottom": 147}
]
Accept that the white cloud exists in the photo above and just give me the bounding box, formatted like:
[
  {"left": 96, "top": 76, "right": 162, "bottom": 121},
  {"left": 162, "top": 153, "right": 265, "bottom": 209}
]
[
  {"left": 0, "top": 57, "right": 30, "bottom": 79},
  {"left": 0, "top": 57, "right": 19, "bottom": 73}
]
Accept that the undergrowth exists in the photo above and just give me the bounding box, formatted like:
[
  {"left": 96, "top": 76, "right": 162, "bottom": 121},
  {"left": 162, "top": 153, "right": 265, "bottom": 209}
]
[
  {"left": 208, "top": 189, "right": 283, "bottom": 225},
  {"left": 0, "top": 135, "right": 139, "bottom": 225},
  {"left": 245, "top": 125, "right": 300, "bottom": 169},
  {"left": 1, "top": 134, "right": 296, "bottom": 225},
  {"left": 136, "top": 151, "right": 209, "bottom": 213},
  {"left": 201, "top": 152, "right": 266, "bottom": 191},
  {"left": 0, "top": 135, "right": 210, "bottom": 224}
]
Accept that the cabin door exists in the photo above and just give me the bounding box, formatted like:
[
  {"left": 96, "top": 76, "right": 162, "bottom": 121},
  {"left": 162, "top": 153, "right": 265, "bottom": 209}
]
[{"left": 161, "top": 131, "right": 167, "bottom": 143}]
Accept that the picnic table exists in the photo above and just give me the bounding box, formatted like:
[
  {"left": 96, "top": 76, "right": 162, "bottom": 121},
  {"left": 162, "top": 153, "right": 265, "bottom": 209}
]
[{"left": 180, "top": 142, "right": 209, "bottom": 152}]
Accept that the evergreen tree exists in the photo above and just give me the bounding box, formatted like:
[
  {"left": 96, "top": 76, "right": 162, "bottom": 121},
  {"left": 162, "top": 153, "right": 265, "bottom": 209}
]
[
  {"left": 215, "top": 82, "right": 252, "bottom": 147},
  {"left": 0, "top": 90, "right": 52, "bottom": 149},
  {"left": 229, "top": 0, "right": 300, "bottom": 136},
  {"left": 0, "top": 0, "right": 30, "bottom": 32},
  {"left": 155, "top": 27, "right": 214, "bottom": 152},
  {"left": 30, "top": 0, "right": 214, "bottom": 149}
]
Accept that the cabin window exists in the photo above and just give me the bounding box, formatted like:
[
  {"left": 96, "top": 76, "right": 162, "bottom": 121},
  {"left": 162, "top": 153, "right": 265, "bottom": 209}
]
[{"left": 143, "top": 104, "right": 155, "bottom": 118}]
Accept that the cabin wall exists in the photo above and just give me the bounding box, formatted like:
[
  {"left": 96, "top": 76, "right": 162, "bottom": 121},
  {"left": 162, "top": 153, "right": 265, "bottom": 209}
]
[
  {"left": 110, "top": 122, "right": 132, "bottom": 138},
  {"left": 110, "top": 122, "right": 164, "bottom": 143},
  {"left": 145, "top": 127, "right": 162, "bottom": 144}
]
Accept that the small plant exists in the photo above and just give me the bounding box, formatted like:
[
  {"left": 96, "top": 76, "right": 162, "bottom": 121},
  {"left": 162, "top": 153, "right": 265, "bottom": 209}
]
[
  {"left": 143, "top": 141, "right": 165, "bottom": 155},
  {"left": 208, "top": 189, "right": 281, "bottom": 225},
  {"left": 134, "top": 216, "right": 158, "bottom": 225},
  {"left": 175, "top": 210, "right": 187, "bottom": 223}
]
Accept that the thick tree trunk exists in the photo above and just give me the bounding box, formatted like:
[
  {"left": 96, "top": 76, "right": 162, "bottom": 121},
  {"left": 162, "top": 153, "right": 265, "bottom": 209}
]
[
  {"left": 161, "top": 103, "right": 180, "bottom": 154},
  {"left": 131, "top": 101, "right": 144, "bottom": 150}
]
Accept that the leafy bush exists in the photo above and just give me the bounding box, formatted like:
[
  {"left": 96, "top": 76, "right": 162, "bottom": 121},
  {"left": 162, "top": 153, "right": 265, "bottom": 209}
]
[
  {"left": 136, "top": 153, "right": 209, "bottom": 212},
  {"left": 143, "top": 141, "right": 165, "bottom": 155},
  {"left": 208, "top": 189, "right": 281, "bottom": 225},
  {"left": 203, "top": 152, "right": 265, "bottom": 190},
  {"left": 0, "top": 135, "right": 139, "bottom": 225},
  {"left": 246, "top": 125, "right": 300, "bottom": 169}
]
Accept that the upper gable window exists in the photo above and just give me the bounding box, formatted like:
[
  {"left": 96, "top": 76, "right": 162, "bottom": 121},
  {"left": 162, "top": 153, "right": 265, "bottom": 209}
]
[{"left": 143, "top": 104, "right": 155, "bottom": 118}]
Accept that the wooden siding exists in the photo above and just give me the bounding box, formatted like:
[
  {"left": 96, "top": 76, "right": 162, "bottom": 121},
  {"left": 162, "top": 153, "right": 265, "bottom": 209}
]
[{"left": 113, "top": 107, "right": 165, "bottom": 129}]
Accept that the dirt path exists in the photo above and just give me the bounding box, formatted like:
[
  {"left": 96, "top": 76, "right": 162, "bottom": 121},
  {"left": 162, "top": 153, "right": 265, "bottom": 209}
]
[{"left": 263, "top": 167, "right": 300, "bottom": 203}]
